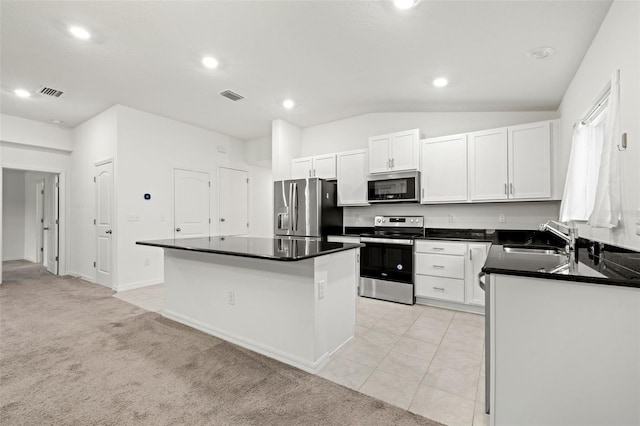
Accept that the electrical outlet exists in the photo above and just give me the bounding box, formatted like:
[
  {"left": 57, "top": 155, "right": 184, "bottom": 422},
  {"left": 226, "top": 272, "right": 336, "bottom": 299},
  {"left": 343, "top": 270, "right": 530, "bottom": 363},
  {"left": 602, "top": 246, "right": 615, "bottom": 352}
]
[
  {"left": 449, "top": 213, "right": 455, "bottom": 223},
  {"left": 144, "top": 258, "right": 150, "bottom": 266},
  {"left": 318, "top": 280, "right": 326, "bottom": 300},
  {"left": 498, "top": 214, "right": 506, "bottom": 223},
  {"left": 228, "top": 291, "right": 235, "bottom": 305}
]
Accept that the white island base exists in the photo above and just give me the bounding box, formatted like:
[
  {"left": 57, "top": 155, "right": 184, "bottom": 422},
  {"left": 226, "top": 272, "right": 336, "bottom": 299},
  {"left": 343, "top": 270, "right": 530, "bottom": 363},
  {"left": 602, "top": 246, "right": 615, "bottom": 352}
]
[{"left": 162, "top": 248, "right": 358, "bottom": 373}]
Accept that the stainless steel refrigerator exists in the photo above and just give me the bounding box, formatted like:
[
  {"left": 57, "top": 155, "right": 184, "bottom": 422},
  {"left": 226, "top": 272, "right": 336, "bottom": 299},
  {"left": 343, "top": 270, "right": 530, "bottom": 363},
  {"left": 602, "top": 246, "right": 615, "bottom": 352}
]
[{"left": 274, "top": 178, "right": 343, "bottom": 238}]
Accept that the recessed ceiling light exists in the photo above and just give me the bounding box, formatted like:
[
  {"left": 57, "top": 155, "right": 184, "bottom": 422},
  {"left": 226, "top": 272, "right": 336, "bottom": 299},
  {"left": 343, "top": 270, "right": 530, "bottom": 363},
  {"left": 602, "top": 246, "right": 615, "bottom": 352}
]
[
  {"left": 526, "top": 46, "right": 555, "bottom": 60},
  {"left": 433, "top": 78, "right": 449, "bottom": 88},
  {"left": 283, "top": 99, "right": 295, "bottom": 109},
  {"left": 394, "top": 0, "right": 420, "bottom": 10},
  {"left": 51, "top": 120, "right": 63, "bottom": 125},
  {"left": 202, "top": 56, "right": 219, "bottom": 69},
  {"left": 69, "top": 26, "right": 91, "bottom": 40},
  {"left": 14, "top": 89, "right": 31, "bottom": 98}
]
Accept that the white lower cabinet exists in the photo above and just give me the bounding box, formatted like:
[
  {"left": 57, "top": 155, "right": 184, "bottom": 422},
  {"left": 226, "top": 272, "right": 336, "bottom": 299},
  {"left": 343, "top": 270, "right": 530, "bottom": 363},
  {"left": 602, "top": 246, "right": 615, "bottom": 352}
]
[{"left": 415, "top": 240, "right": 490, "bottom": 308}]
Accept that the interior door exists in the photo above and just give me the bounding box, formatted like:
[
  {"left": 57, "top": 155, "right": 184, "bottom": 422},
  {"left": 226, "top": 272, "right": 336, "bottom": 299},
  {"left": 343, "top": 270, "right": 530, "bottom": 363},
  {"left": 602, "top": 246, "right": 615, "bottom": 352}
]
[
  {"left": 174, "top": 169, "right": 210, "bottom": 238},
  {"left": 43, "top": 175, "right": 59, "bottom": 275},
  {"left": 37, "top": 179, "right": 45, "bottom": 264},
  {"left": 218, "top": 167, "right": 248, "bottom": 236},
  {"left": 95, "top": 162, "right": 113, "bottom": 287}
]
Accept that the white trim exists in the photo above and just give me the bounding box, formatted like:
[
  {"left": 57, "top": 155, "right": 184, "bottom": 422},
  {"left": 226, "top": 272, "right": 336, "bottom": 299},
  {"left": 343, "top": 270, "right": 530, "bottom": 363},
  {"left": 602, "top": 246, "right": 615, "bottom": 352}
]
[
  {"left": 163, "top": 309, "right": 331, "bottom": 374},
  {"left": 67, "top": 271, "right": 96, "bottom": 284},
  {"left": 115, "top": 278, "right": 164, "bottom": 292},
  {"left": 2, "top": 256, "right": 27, "bottom": 262},
  {"left": 416, "top": 297, "right": 485, "bottom": 315}
]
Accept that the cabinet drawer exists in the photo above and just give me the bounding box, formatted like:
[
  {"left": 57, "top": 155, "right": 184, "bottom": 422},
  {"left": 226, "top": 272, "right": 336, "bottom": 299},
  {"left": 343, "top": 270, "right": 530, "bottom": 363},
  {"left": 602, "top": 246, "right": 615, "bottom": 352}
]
[
  {"left": 415, "top": 240, "right": 467, "bottom": 255},
  {"left": 415, "top": 253, "right": 464, "bottom": 279},
  {"left": 415, "top": 275, "right": 465, "bottom": 303}
]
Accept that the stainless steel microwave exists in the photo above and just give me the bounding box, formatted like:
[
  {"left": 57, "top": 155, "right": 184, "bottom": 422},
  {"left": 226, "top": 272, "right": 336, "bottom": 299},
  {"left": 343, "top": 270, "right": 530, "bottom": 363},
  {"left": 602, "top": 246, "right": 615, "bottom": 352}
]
[{"left": 367, "top": 172, "right": 420, "bottom": 203}]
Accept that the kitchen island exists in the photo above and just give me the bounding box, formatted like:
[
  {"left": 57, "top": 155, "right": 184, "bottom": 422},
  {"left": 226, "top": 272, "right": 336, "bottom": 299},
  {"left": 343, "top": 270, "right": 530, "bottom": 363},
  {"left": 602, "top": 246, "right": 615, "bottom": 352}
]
[{"left": 136, "top": 236, "right": 362, "bottom": 373}]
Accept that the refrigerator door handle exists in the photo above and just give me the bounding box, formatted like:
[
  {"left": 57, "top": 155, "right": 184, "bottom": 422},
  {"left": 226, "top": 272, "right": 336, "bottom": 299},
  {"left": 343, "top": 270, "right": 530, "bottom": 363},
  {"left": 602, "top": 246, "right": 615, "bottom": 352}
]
[
  {"left": 288, "top": 182, "right": 294, "bottom": 232},
  {"left": 291, "top": 182, "right": 298, "bottom": 232}
]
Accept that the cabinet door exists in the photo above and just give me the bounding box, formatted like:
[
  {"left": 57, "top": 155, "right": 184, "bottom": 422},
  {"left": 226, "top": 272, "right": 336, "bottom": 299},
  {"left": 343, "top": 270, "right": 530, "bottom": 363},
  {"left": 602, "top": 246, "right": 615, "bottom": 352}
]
[
  {"left": 508, "top": 121, "right": 551, "bottom": 199},
  {"left": 337, "top": 150, "right": 369, "bottom": 206},
  {"left": 420, "top": 135, "right": 468, "bottom": 203},
  {"left": 466, "top": 243, "right": 489, "bottom": 306},
  {"left": 390, "top": 129, "right": 419, "bottom": 172},
  {"left": 468, "top": 128, "right": 508, "bottom": 201},
  {"left": 312, "top": 154, "right": 337, "bottom": 179},
  {"left": 291, "top": 157, "right": 313, "bottom": 179},
  {"left": 368, "top": 135, "right": 392, "bottom": 174}
]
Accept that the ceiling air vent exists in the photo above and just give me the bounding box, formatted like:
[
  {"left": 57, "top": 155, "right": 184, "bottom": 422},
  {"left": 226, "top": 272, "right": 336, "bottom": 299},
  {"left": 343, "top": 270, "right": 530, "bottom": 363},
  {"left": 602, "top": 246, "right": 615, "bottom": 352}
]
[
  {"left": 219, "top": 90, "right": 244, "bottom": 102},
  {"left": 38, "top": 86, "right": 64, "bottom": 98}
]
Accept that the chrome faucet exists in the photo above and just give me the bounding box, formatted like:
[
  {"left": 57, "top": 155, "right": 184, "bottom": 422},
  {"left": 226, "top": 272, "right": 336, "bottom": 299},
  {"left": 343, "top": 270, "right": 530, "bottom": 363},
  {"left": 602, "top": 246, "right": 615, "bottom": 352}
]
[{"left": 539, "top": 220, "right": 577, "bottom": 273}]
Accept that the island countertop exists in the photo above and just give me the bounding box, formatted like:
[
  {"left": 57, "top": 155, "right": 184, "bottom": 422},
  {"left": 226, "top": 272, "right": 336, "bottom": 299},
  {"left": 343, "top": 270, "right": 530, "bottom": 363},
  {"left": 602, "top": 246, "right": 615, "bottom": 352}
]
[{"left": 136, "top": 236, "right": 363, "bottom": 261}]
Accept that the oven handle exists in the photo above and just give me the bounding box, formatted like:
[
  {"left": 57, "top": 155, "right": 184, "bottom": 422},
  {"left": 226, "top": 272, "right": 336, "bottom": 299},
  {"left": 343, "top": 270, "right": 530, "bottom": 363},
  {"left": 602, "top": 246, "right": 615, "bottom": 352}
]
[{"left": 360, "top": 237, "right": 414, "bottom": 246}]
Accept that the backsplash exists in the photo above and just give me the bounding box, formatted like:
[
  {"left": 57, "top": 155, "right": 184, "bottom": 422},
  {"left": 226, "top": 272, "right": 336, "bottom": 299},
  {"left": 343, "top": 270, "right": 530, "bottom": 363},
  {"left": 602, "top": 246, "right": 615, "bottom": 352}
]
[{"left": 344, "top": 201, "right": 561, "bottom": 230}]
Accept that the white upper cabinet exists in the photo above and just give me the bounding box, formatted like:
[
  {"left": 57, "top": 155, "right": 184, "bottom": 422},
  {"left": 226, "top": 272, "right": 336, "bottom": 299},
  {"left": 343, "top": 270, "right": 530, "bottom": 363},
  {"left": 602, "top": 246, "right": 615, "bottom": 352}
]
[
  {"left": 468, "top": 128, "right": 509, "bottom": 201},
  {"left": 369, "top": 129, "right": 419, "bottom": 174},
  {"left": 420, "top": 134, "right": 468, "bottom": 203},
  {"left": 336, "top": 149, "right": 369, "bottom": 206},
  {"left": 508, "top": 121, "right": 552, "bottom": 199},
  {"left": 291, "top": 154, "right": 336, "bottom": 179}
]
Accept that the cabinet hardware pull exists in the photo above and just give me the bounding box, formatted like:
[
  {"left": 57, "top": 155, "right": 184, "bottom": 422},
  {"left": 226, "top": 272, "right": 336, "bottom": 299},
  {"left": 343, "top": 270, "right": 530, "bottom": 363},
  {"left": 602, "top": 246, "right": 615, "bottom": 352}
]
[
  {"left": 510, "top": 183, "right": 514, "bottom": 195},
  {"left": 470, "top": 249, "right": 473, "bottom": 260},
  {"left": 432, "top": 247, "right": 445, "bottom": 251},
  {"left": 504, "top": 183, "right": 508, "bottom": 195},
  {"left": 392, "top": 158, "right": 395, "bottom": 168},
  {"left": 432, "top": 265, "right": 445, "bottom": 269},
  {"left": 422, "top": 188, "right": 425, "bottom": 199},
  {"left": 433, "top": 287, "right": 445, "bottom": 291}
]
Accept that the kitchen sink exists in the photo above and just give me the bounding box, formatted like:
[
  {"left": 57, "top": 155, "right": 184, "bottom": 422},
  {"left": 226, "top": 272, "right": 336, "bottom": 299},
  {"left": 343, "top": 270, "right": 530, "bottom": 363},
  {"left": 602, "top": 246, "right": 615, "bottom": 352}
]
[{"left": 503, "top": 245, "right": 564, "bottom": 255}]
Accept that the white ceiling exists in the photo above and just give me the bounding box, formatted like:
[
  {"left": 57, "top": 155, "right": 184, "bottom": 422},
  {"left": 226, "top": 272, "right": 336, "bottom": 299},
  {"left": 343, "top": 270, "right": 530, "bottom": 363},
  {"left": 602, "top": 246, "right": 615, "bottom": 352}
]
[{"left": 0, "top": 1, "right": 612, "bottom": 141}]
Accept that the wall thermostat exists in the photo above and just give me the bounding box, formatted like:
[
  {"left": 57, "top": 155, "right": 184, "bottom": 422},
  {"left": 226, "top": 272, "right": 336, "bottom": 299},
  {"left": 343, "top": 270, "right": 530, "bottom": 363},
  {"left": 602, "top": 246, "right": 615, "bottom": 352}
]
[{"left": 144, "top": 193, "right": 151, "bottom": 200}]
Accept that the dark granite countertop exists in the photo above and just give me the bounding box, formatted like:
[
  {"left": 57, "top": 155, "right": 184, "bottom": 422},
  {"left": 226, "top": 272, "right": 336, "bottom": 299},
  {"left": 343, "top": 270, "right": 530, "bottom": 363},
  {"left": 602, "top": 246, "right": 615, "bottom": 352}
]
[
  {"left": 136, "top": 236, "right": 363, "bottom": 262},
  {"left": 483, "top": 242, "right": 640, "bottom": 289}
]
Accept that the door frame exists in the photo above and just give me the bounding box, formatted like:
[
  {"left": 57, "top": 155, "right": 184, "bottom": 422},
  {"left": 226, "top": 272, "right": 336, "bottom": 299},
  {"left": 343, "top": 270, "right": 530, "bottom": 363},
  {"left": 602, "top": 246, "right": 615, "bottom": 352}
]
[
  {"left": 94, "top": 158, "right": 117, "bottom": 288},
  {"left": 36, "top": 179, "right": 45, "bottom": 264},
  {"left": 218, "top": 166, "right": 249, "bottom": 236},
  {"left": 0, "top": 164, "right": 67, "bottom": 282}
]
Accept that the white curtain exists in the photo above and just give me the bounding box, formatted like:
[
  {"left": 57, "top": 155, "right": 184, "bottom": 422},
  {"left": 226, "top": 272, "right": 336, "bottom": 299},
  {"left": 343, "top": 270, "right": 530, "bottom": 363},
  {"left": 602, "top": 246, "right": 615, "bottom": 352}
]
[
  {"left": 559, "top": 117, "right": 604, "bottom": 222},
  {"left": 588, "top": 70, "right": 622, "bottom": 228}
]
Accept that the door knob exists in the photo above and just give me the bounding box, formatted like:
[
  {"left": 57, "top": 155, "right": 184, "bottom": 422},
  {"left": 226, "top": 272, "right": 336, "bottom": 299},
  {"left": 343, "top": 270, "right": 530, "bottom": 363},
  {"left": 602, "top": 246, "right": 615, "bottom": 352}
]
[
  {"left": 220, "top": 218, "right": 226, "bottom": 222},
  {"left": 43, "top": 227, "right": 49, "bottom": 230},
  {"left": 105, "top": 230, "right": 112, "bottom": 234},
  {"left": 175, "top": 228, "right": 181, "bottom": 232}
]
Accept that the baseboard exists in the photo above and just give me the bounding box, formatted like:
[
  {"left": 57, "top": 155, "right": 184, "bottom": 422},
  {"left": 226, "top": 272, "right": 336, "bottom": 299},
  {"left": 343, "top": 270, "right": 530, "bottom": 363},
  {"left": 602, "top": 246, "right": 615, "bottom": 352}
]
[
  {"left": 2, "top": 257, "right": 26, "bottom": 262},
  {"left": 415, "top": 297, "right": 485, "bottom": 315},
  {"left": 116, "top": 278, "right": 164, "bottom": 292},
  {"left": 67, "top": 271, "right": 95, "bottom": 284},
  {"left": 163, "top": 310, "right": 329, "bottom": 374}
]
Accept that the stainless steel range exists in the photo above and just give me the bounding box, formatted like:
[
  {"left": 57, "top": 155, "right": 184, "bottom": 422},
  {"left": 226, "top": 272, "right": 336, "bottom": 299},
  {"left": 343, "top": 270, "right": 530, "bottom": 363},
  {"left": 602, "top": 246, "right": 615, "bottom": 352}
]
[{"left": 359, "top": 215, "right": 424, "bottom": 305}]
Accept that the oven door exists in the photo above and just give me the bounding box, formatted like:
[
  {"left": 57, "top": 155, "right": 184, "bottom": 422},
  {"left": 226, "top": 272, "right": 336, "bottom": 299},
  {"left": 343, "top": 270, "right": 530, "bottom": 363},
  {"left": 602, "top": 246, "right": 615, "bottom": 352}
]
[{"left": 360, "top": 240, "right": 413, "bottom": 283}]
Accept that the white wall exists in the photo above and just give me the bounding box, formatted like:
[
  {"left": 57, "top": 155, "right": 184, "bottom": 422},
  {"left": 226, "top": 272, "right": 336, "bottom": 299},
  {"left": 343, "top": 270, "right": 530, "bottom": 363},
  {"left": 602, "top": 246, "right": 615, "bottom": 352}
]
[
  {"left": 0, "top": 113, "right": 73, "bottom": 151},
  {"left": 69, "top": 106, "right": 118, "bottom": 282},
  {"left": 2, "top": 169, "right": 26, "bottom": 261},
  {"left": 115, "top": 105, "right": 261, "bottom": 290},
  {"left": 246, "top": 135, "right": 272, "bottom": 169},
  {"left": 272, "top": 119, "right": 302, "bottom": 181},
  {"left": 557, "top": 0, "right": 640, "bottom": 250}
]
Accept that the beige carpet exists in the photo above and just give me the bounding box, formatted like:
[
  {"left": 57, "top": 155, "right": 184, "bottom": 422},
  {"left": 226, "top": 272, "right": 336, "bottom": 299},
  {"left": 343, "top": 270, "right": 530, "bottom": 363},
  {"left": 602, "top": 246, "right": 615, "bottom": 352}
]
[{"left": 0, "top": 261, "right": 442, "bottom": 425}]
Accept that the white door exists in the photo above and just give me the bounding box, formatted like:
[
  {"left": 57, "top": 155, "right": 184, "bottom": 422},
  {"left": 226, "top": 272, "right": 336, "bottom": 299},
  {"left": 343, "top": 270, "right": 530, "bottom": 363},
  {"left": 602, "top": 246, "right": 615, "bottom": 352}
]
[
  {"left": 174, "top": 169, "right": 210, "bottom": 238},
  {"left": 291, "top": 157, "right": 313, "bottom": 179},
  {"left": 43, "top": 175, "right": 59, "bottom": 275},
  {"left": 219, "top": 167, "right": 248, "bottom": 236},
  {"left": 313, "top": 154, "right": 337, "bottom": 179},
  {"left": 421, "top": 135, "right": 468, "bottom": 203},
  {"left": 468, "top": 128, "right": 509, "bottom": 201},
  {"left": 508, "top": 121, "right": 552, "bottom": 199},
  {"left": 95, "top": 162, "right": 113, "bottom": 287},
  {"left": 390, "top": 129, "right": 419, "bottom": 172},
  {"left": 368, "top": 135, "right": 392, "bottom": 174},
  {"left": 337, "top": 150, "right": 369, "bottom": 206},
  {"left": 37, "top": 180, "right": 45, "bottom": 264},
  {"left": 466, "top": 243, "right": 489, "bottom": 306}
]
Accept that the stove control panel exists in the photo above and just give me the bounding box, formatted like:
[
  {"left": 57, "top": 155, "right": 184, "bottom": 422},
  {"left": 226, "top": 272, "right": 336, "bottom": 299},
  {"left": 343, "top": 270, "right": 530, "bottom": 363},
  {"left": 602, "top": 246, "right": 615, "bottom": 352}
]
[{"left": 374, "top": 216, "right": 424, "bottom": 228}]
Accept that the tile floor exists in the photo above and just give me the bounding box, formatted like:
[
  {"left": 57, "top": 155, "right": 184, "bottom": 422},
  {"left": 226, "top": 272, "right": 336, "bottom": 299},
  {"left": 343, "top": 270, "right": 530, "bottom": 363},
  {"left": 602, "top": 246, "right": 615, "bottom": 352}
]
[
  {"left": 114, "top": 285, "right": 489, "bottom": 426},
  {"left": 113, "top": 284, "right": 164, "bottom": 312}
]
